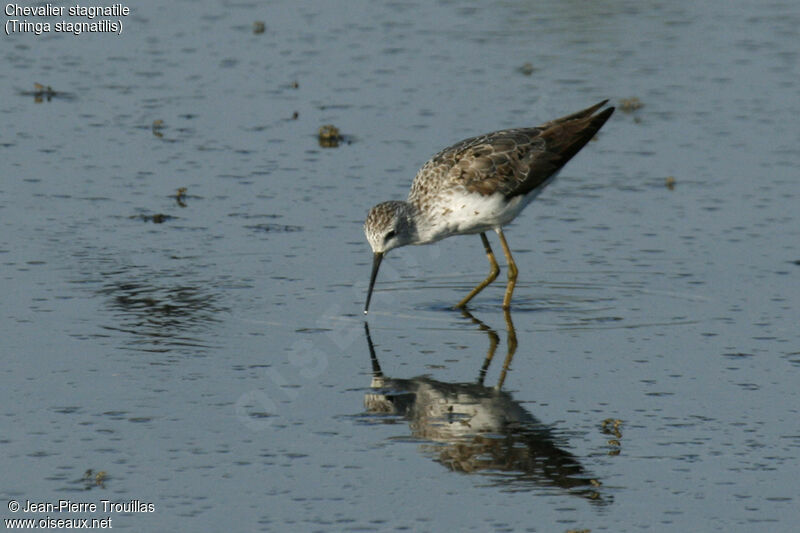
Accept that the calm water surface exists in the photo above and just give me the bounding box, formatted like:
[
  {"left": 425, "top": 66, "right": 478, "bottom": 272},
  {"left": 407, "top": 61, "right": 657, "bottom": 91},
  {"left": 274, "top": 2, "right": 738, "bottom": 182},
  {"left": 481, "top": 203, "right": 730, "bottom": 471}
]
[{"left": 1, "top": 0, "right": 798, "bottom": 531}]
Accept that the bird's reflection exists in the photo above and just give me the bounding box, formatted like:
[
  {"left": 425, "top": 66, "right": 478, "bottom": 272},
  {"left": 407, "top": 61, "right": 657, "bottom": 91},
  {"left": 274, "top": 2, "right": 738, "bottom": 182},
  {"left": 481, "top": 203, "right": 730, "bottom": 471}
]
[{"left": 363, "top": 311, "right": 606, "bottom": 502}]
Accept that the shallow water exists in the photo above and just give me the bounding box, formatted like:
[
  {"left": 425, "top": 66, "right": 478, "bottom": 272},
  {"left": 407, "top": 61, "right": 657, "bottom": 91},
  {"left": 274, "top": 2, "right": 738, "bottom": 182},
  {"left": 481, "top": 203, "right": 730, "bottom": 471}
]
[{"left": 1, "top": 0, "right": 799, "bottom": 531}]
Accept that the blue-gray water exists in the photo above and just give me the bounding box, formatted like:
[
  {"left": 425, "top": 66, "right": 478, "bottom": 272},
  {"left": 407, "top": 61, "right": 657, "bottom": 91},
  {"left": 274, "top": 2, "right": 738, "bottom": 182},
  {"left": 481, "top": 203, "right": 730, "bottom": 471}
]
[{"left": 2, "top": 1, "right": 798, "bottom": 531}]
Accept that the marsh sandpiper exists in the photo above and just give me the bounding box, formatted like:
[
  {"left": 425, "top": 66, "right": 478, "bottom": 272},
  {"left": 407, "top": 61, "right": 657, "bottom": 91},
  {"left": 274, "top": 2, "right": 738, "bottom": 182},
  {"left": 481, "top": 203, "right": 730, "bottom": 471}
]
[{"left": 364, "top": 100, "right": 614, "bottom": 313}]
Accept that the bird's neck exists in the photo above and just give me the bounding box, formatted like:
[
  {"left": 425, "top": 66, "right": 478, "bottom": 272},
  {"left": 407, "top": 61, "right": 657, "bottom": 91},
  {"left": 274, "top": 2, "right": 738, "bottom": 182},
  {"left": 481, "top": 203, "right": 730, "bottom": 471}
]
[
  {"left": 404, "top": 199, "right": 443, "bottom": 244},
  {"left": 396, "top": 201, "right": 424, "bottom": 244}
]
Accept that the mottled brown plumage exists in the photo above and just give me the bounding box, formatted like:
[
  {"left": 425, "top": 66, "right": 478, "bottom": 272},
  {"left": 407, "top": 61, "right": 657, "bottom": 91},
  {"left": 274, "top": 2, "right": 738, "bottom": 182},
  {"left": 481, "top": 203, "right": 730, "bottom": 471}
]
[
  {"left": 364, "top": 100, "right": 615, "bottom": 313},
  {"left": 409, "top": 100, "right": 613, "bottom": 208}
]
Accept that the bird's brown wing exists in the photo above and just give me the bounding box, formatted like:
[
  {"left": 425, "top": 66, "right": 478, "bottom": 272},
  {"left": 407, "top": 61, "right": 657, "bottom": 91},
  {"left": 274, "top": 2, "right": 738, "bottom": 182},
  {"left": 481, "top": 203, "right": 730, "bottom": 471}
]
[{"left": 409, "top": 101, "right": 614, "bottom": 203}]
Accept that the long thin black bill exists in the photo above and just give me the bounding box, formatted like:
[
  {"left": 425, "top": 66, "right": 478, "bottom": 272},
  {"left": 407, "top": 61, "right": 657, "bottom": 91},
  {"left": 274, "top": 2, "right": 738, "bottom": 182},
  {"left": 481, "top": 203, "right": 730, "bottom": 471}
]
[{"left": 364, "top": 252, "right": 383, "bottom": 314}]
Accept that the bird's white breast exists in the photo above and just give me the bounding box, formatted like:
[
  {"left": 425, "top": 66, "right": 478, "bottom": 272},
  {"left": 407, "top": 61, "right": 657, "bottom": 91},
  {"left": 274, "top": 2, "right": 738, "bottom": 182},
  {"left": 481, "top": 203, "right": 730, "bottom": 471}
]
[{"left": 416, "top": 190, "right": 532, "bottom": 243}]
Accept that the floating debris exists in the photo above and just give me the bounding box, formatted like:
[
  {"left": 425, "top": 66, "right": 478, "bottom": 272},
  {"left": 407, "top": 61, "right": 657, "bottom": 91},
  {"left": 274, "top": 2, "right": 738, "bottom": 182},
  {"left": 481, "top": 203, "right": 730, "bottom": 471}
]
[
  {"left": 518, "top": 62, "right": 535, "bottom": 76},
  {"left": 318, "top": 124, "right": 342, "bottom": 148},
  {"left": 19, "top": 83, "right": 70, "bottom": 103},
  {"left": 291, "top": 111, "right": 299, "bottom": 120},
  {"left": 290, "top": 80, "right": 299, "bottom": 89},
  {"left": 131, "top": 213, "right": 174, "bottom": 224},
  {"left": 174, "top": 187, "right": 187, "bottom": 207},
  {"left": 601, "top": 418, "right": 623, "bottom": 439},
  {"left": 619, "top": 97, "right": 643, "bottom": 113},
  {"left": 601, "top": 418, "right": 623, "bottom": 455},
  {"left": 152, "top": 119, "right": 164, "bottom": 138},
  {"left": 665, "top": 176, "right": 676, "bottom": 190},
  {"left": 34, "top": 83, "right": 56, "bottom": 99},
  {"left": 253, "top": 21, "right": 265, "bottom": 34},
  {"left": 81, "top": 469, "right": 108, "bottom": 490}
]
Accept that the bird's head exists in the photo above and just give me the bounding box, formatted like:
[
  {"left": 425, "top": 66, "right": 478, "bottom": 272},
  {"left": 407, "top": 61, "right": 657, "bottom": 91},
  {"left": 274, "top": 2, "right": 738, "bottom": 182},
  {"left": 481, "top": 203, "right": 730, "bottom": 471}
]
[
  {"left": 363, "top": 201, "right": 416, "bottom": 313},
  {"left": 364, "top": 201, "right": 415, "bottom": 254}
]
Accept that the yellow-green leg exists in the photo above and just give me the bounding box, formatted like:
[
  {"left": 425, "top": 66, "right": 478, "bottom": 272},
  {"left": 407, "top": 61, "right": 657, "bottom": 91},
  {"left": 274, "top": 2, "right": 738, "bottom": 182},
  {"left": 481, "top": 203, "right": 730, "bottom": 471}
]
[
  {"left": 495, "top": 308, "right": 517, "bottom": 389},
  {"left": 497, "top": 228, "right": 518, "bottom": 310},
  {"left": 455, "top": 232, "right": 500, "bottom": 309}
]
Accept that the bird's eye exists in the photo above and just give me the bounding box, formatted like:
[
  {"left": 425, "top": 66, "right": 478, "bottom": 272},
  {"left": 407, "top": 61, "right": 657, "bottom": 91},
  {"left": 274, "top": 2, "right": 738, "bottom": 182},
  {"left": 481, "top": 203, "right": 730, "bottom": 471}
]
[{"left": 384, "top": 230, "right": 396, "bottom": 242}]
